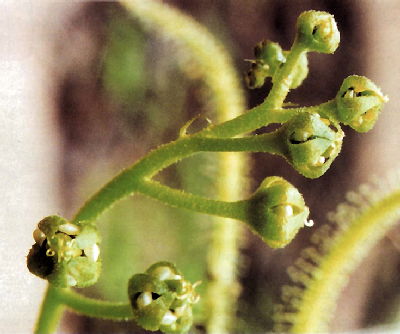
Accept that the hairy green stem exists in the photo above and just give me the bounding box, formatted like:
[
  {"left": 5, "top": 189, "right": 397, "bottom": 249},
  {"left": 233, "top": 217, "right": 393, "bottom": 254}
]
[
  {"left": 34, "top": 286, "right": 65, "bottom": 334},
  {"left": 72, "top": 131, "right": 286, "bottom": 224},
  {"left": 136, "top": 179, "right": 249, "bottom": 221},
  {"left": 57, "top": 289, "right": 133, "bottom": 320}
]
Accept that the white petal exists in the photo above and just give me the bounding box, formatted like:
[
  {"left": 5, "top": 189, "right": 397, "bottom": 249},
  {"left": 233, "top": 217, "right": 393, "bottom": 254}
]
[
  {"left": 84, "top": 244, "right": 100, "bottom": 262},
  {"left": 161, "top": 311, "right": 177, "bottom": 325},
  {"left": 58, "top": 223, "right": 80, "bottom": 235},
  {"left": 136, "top": 292, "right": 152, "bottom": 308}
]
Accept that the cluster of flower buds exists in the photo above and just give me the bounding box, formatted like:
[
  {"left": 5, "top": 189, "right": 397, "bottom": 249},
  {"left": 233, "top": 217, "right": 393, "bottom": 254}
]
[
  {"left": 128, "top": 262, "right": 200, "bottom": 334},
  {"left": 246, "top": 177, "right": 310, "bottom": 248},
  {"left": 245, "top": 40, "right": 308, "bottom": 89},
  {"left": 280, "top": 112, "right": 344, "bottom": 179},
  {"left": 27, "top": 215, "right": 101, "bottom": 288}
]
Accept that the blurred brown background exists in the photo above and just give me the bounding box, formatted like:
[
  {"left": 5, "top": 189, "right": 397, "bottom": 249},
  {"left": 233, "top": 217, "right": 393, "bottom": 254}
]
[{"left": 1, "top": 1, "right": 400, "bottom": 333}]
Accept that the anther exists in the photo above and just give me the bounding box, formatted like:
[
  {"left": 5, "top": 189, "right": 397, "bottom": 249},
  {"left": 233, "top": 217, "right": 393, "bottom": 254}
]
[
  {"left": 58, "top": 223, "right": 80, "bottom": 235},
  {"left": 320, "top": 118, "right": 330, "bottom": 126},
  {"left": 66, "top": 275, "right": 77, "bottom": 287},
  {"left": 46, "top": 249, "right": 55, "bottom": 257},
  {"left": 304, "top": 219, "right": 314, "bottom": 227},
  {"left": 84, "top": 244, "right": 100, "bottom": 262},
  {"left": 284, "top": 205, "right": 294, "bottom": 217},
  {"left": 151, "top": 266, "right": 175, "bottom": 280},
  {"left": 313, "top": 156, "right": 325, "bottom": 166},
  {"left": 161, "top": 311, "right": 177, "bottom": 325},
  {"left": 136, "top": 292, "right": 153, "bottom": 308}
]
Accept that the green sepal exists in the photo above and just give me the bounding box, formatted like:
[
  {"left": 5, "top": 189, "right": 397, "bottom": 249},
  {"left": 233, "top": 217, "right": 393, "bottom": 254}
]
[
  {"left": 256, "top": 40, "right": 286, "bottom": 74},
  {"left": 129, "top": 274, "right": 175, "bottom": 331},
  {"left": 246, "top": 176, "right": 309, "bottom": 248},
  {"left": 159, "top": 306, "right": 193, "bottom": 334},
  {"left": 296, "top": 10, "right": 340, "bottom": 54},
  {"left": 335, "top": 75, "right": 388, "bottom": 132},
  {"left": 281, "top": 112, "right": 344, "bottom": 178},
  {"left": 127, "top": 262, "right": 199, "bottom": 334},
  {"left": 37, "top": 215, "right": 68, "bottom": 236}
]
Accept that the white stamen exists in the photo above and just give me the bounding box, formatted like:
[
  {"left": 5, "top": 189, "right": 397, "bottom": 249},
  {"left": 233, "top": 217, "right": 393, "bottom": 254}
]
[
  {"left": 284, "top": 205, "right": 293, "bottom": 217},
  {"left": 136, "top": 292, "right": 152, "bottom": 308},
  {"left": 161, "top": 311, "right": 177, "bottom": 325},
  {"left": 152, "top": 266, "right": 174, "bottom": 281},
  {"left": 345, "top": 89, "right": 355, "bottom": 98},
  {"left": 173, "top": 306, "right": 186, "bottom": 316},
  {"left": 304, "top": 219, "right": 314, "bottom": 227},
  {"left": 313, "top": 156, "right": 325, "bottom": 166},
  {"left": 58, "top": 223, "right": 80, "bottom": 235},
  {"left": 67, "top": 275, "right": 77, "bottom": 287},
  {"left": 320, "top": 118, "right": 330, "bottom": 126},
  {"left": 353, "top": 117, "right": 364, "bottom": 127},
  {"left": 84, "top": 244, "right": 100, "bottom": 262},
  {"left": 299, "top": 131, "right": 310, "bottom": 141}
]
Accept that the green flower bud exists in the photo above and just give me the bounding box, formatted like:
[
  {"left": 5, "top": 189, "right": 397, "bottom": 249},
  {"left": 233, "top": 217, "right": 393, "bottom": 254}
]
[
  {"left": 245, "top": 40, "right": 309, "bottom": 89},
  {"left": 27, "top": 215, "right": 101, "bottom": 288},
  {"left": 247, "top": 177, "right": 310, "bottom": 248},
  {"left": 255, "top": 40, "right": 286, "bottom": 74},
  {"left": 335, "top": 75, "right": 388, "bottom": 132},
  {"left": 281, "top": 112, "right": 344, "bottom": 179},
  {"left": 128, "top": 262, "right": 199, "bottom": 334},
  {"left": 245, "top": 61, "right": 270, "bottom": 89},
  {"left": 296, "top": 10, "right": 340, "bottom": 54}
]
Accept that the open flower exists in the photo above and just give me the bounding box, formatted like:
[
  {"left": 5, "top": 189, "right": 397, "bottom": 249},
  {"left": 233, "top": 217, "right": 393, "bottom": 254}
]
[
  {"left": 27, "top": 215, "right": 101, "bottom": 288},
  {"left": 128, "top": 262, "right": 199, "bottom": 334}
]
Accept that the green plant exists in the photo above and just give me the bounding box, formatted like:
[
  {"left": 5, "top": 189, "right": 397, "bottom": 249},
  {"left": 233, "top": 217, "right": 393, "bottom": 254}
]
[{"left": 27, "top": 2, "right": 400, "bottom": 334}]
